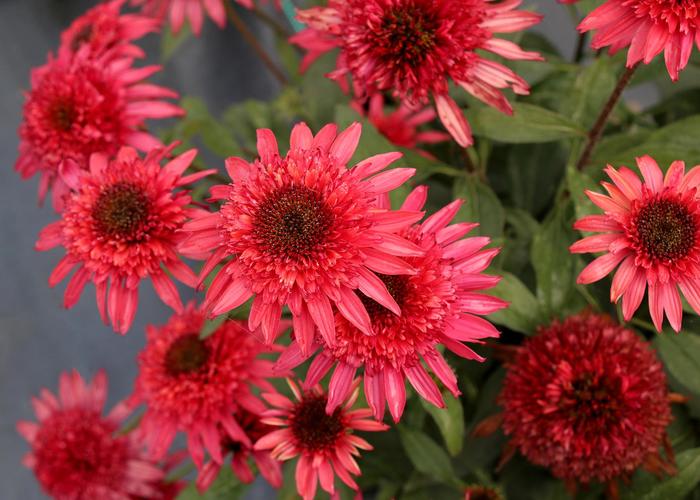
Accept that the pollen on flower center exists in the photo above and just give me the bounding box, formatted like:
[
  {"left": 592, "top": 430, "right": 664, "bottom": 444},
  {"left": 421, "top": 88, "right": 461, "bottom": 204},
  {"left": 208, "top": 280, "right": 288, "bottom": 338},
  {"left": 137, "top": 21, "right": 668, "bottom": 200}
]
[
  {"left": 379, "top": 5, "right": 438, "bottom": 67},
  {"left": 360, "top": 273, "right": 409, "bottom": 321},
  {"left": 50, "top": 99, "right": 77, "bottom": 131},
  {"left": 92, "top": 183, "right": 150, "bottom": 241},
  {"left": 164, "top": 334, "right": 209, "bottom": 376},
  {"left": 290, "top": 394, "right": 344, "bottom": 451},
  {"left": 253, "top": 185, "right": 333, "bottom": 257},
  {"left": 635, "top": 198, "right": 696, "bottom": 261}
]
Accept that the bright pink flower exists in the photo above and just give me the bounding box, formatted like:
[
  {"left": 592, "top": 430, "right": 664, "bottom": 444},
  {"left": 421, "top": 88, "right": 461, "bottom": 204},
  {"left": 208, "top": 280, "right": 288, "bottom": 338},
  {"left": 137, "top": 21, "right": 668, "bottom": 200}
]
[
  {"left": 254, "top": 379, "right": 388, "bottom": 500},
  {"left": 499, "top": 313, "right": 673, "bottom": 485},
  {"left": 131, "top": 0, "right": 226, "bottom": 35},
  {"left": 15, "top": 51, "right": 183, "bottom": 210},
  {"left": 291, "top": 0, "right": 543, "bottom": 147},
  {"left": 59, "top": 0, "right": 160, "bottom": 60},
  {"left": 570, "top": 155, "right": 700, "bottom": 332},
  {"left": 578, "top": 0, "right": 700, "bottom": 80},
  {"left": 275, "top": 186, "right": 506, "bottom": 422},
  {"left": 179, "top": 122, "right": 423, "bottom": 352},
  {"left": 17, "top": 370, "right": 170, "bottom": 499},
  {"left": 353, "top": 94, "right": 450, "bottom": 158},
  {"left": 196, "top": 408, "right": 283, "bottom": 493},
  {"left": 235, "top": 0, "right": 281, "bottom": 9},
  {"left": 132, "top": 303, "right": 279, "bottom": 468},
  {"left": 35, "top": 146, "right": 210, "bottom": 334}
]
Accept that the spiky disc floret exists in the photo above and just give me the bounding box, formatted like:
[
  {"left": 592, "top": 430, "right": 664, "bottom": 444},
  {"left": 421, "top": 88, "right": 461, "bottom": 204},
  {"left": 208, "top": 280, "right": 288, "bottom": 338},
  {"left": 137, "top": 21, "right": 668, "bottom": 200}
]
[
  {"left": 275, "top": 186, "right": 506, "bottom": 422},
  {"left": 570, "top": 155, "right": 700, "bottom": 332},
  {"left": 179, "top": 122, "right": 424, "bottom": 352},
  {"left": 35, "top": 146, "right": 212, "bottom": 334},
  {"left": 499, "top": 313, "right": 672, "bottom": 484},
  {"left": 132, "top": 303, "right": 279, "bottom": 468},
  {"left": 17, "top": 370, "right": 168, "bottom": 499},
  {"left": 254, "top": 379, "right": 387, "bottom": 500},
  {"left": 291, "top": 0, "right": 542, "bottom": 146},
  {"left": 15, "top": 50, "right": 183, "bottom": 210}
]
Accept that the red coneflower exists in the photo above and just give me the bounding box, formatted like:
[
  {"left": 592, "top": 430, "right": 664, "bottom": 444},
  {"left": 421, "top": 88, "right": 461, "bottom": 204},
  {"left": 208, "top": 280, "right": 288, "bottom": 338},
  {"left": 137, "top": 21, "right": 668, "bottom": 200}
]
[
  {"left": 132, "top": 303, "right": 279, "bottom": 468},
  {"left": 291, "top": 0, "right": 543, "bottom": 146},
  {"left": 254, "top": 379, "right": 388, "bottom": 500},
  {"left": 17, "top": 370, "right": 170, "bottom": 499},
  {"left": 179, "top": 122, "right": 423, "bottom": 352},
  {"left": 499, "top": 313, "right": 674, "bottom": 488},
  {"left": 15, "top": 51, "right": 183, "bottom": 210},
  {"left": 570, "top": 155, "right": 700, "bottom": 332},
  {"left": 130, "top": 0, "right": 226, "bottom": 35},
  {"left": 275, "top": 186, "right": 506, "bottom": 422},
  {"left": 35, "top": 146, "right": 211, "bottom": 334},
  {"left": 578, "top": 0, "right": 700, "bottom": 80}
]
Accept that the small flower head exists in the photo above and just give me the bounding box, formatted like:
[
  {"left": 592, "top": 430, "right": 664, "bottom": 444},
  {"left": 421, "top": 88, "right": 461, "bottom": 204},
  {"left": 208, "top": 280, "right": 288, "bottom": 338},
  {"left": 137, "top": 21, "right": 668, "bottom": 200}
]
[
  {"left": 132, "top": 303, "right": 278, "bottom": 468},
  {"left": 59, "top": 0, "right": 160, "bottom": 60},
  {"left": 15, "top": 51, "right": 183, "bottom": 209},
  {"left": 292, "top": 0, "right": 542, "bottom": 146},
  {"left": 17, "top": 370, "right": 168, "bottom": 499},
  {"left": 254, "top": 379, "right": 388, "bottom": 500},
  {"left": 579, "top": 0, "right": 700, "bottom": 80},
  {"left": 275, "top": 186, "right": 506, "bottom": 422},
  {"left": 570, "top": 155, "right": 700, "bottom": 332},
  {"left": 130, "top": 0, "right": 226, "bottom": 35},
  {"left": 499, "top": 313, "right": 672, "bottom": 484},
  {"left": 35, "top": 146, "right": 210, "bottom": 334},
  {"left": 180, "top": 122, "right": 423, "bottom": 351}
]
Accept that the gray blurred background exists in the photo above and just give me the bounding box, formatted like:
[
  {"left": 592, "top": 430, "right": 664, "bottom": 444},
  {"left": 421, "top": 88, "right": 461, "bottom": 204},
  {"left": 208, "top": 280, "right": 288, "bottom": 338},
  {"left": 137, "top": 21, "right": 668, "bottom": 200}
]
[{"left": 0, "top": 0, "right": 593, "bottom": 498}]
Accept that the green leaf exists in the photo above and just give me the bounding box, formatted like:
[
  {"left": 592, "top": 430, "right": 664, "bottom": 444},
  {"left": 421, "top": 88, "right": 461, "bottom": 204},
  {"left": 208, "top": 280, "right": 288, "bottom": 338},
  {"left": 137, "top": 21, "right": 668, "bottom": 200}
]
[
  {"left": 161, "top": 24, "right": 191, "bottom": 62},
  {"left": 625, "top": 448, "right": 700, "bottom": 500},
  {"left": 421, "top": 393, "right": 465, "bottom": 456},
  {"left": 566, "top": 165, "right": 601, "bottom": 223},
  {"left": 560, "top": 57, "right": 619, "bottom": 129},
  {"left": 654, "top": 331, "right": 700, "bottom": 397},
  {"left": 176, "top": 467, "right": 249, "bottom": 499},
  {"left": 453, "top": 176, "right": 505, "bottom": 239},
  {"left": 487, "top": 272, "right": 541, "bottom": 335},
  {"left": 469, "top": 103, "right": 585, "bottom": 143},
  {"left": 398, "top": 427, "right": 460, "bottom": 486}
]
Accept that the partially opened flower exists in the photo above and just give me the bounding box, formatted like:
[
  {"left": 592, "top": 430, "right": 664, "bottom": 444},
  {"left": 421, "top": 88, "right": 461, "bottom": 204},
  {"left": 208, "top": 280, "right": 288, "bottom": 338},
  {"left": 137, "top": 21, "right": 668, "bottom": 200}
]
[
  {"left": 254, "top": 379, "right": 388, "bottom": 500},
  {"left": 578, "top": 0, "right": 700, "bottom": 80},
  {"left": 275, "top": 186, "right": 506, "bottom": 422},
  {"left": 132, "top": 303, "right": 279, "bottom": 468},
  {"left": 292, "top": 0, "right": 543, "bottom": 146},
  {"left": 59, "top": 0, "right": 160, "bottom": 60},
  {"left": 498, "top": 313, "right": 674, "bottom": 487},
  {"left": 179, "top": 122, "right": 423, "bottom": 352},
  {"left": 196, "top": 408, "right": 283, "bottom": 493},
  {"left": 35, "top": 146, "right": 211, "bottom": 334},
  {"left": 570, "top": 155, "right": 700, "bottom": 332},
  {"left": 131, "top": 0, "right": 226, "bottom": 36},
  {"left": 353, "top": 94, "right": 450, "bottom": 158},
  {"left": 15, "top": 51, "right": 183, "bottom": 209},
  {"left": 17, "top": 370, "right": 169, "bottom": 499}
]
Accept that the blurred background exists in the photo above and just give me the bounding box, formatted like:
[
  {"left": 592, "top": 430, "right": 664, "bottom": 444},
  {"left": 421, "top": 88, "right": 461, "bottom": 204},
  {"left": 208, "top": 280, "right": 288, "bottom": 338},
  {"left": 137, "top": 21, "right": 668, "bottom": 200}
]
[{"left": 0, "top": 0, "right": 646, "bottom": 498}]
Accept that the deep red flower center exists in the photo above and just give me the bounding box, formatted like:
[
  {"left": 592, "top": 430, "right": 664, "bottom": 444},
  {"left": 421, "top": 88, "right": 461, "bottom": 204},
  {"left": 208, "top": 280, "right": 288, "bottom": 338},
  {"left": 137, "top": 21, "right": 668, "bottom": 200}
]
[
  {"left": 71, "top": 23, "right": 94, "bottom": 52},
  {"left": 635, "top": 198, "right": 696, "bottom": 261},
  {"left": 253, "top": 186, "right": 333, "bottom": 257},
  {"left": 360, "top": 273, "right": 409, "bottom": 321},
  {"left": 92, "top": 183, "right": 150, "bottom": 241},
  {"left": 378, "top": 4, "right": 439, "bottom": 68},
  {"left": 290, "top": 394, "right": 345, "bottom": 451},
  {"left": 565, "top": 373, "right": 620, "bottom": 424},
  {"left": 49, "top": 99, "right": 77, "bottom": 132},
  {"left": 164, "top": 334, "right": 210, "bottom": 376},
  {"left": 465, "top": 486, "right": 502, "bottom": 500}
]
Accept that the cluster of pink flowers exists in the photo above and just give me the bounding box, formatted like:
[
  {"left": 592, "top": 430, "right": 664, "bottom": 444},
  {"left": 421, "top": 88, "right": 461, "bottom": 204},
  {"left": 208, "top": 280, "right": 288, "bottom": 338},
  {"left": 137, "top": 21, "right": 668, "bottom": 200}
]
[{"left": 12, "top": 0, "right": 700, "bottom": 497}]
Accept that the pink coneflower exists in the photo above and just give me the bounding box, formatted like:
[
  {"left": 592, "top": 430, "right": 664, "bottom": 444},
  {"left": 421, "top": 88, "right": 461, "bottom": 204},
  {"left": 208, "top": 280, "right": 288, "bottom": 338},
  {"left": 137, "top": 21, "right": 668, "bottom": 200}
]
[
  {"left": 352, "top": 94, "right": 450, "bottom": 158},
  {"left": 59, "top": 0, "right": 160, "bottom": 60},
  {"left": 578, "top": 0, "right": 700, "bottom": 80},
  {"left": 196, "top": 408, "right": 282, "bottom": 493},
  {"left": 498, "top": 313, "right": 674, "bottom": 488},
  {"left": 291, "top": 0, "right": 543, "bottom": 147},
  {"left": 15, "top": 51, "right": 183, "bottom": 210},
  {"left": 132, "top": 303, "right": 279, "bottom": 468},
  {"left": 17, "top": 370, "right": 169, "bottom": 499},
  {"left": 179, "top": 122, "right": 423, "bottom": 352},
  {"left": 35, "top": 146, "right": 211, "bottom": 334},
  {"left": 275, "top": 186, "right": 506, "bottom": 422},
  {"left": 254, "top": 379, "right": 388, "bottom": 500},
  {"left": 570, "top": 155, "right": 700, "bottom": 332},
  {"left": 131, "top": 0, "right": 226, "bottom": 35}
]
